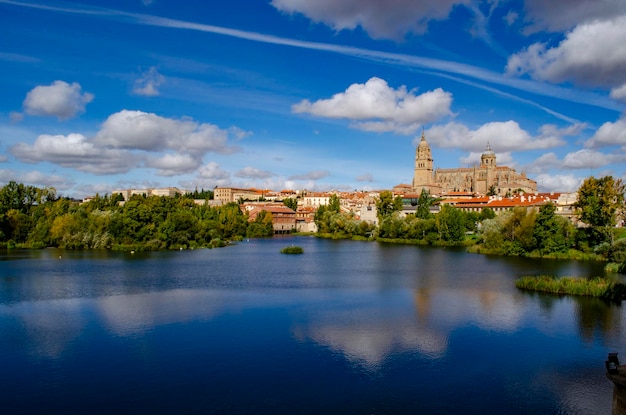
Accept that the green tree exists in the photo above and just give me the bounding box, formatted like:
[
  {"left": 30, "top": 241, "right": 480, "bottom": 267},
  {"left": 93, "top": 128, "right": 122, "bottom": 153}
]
[
  {"left": 533, "top": 203, "right": 573, "bottom": 254},
  {"left": 283, "top": 197, "right": 298, "bottom": 211},
  {"left": 376, "top": 190, "right": 403, "bottom": 222},
  {"left": 436, "top": 205, "right": 466, "bottom": 243},
  {"left": 328, "top": 194, "right": 341, "bottom": 213},
  {"left": 247, "top": 210, "right": 274, "bottom": 237},
  {"left": 415, "top": 188, "right": 435, "bottom": 219},
  {"left": 575, "top": 176, "right": 625, "bottom": 245}
]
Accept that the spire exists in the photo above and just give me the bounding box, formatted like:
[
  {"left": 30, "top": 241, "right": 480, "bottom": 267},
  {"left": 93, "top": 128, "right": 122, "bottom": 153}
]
[
  {"left": 485, "top": 141, "right": 492, "bottom": 152},
  {"left": 420, "top": 127, "right": 426, "bottom": 142}
]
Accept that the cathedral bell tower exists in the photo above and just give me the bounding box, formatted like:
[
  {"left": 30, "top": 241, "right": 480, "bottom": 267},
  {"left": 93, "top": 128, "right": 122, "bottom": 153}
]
[{"left": 412, "top": 130, "right": 434, "bottom": 190}]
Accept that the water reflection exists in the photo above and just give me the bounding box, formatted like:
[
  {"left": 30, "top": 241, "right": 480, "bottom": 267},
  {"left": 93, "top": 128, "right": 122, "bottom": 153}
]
[{"left": 0, "top": 240, "right": 623, "bottom": 414}]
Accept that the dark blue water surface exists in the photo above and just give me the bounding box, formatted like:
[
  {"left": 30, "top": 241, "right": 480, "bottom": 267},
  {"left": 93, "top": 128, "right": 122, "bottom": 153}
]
[{"left": 0, "top": 236, "right": 623, "bottom": 414}]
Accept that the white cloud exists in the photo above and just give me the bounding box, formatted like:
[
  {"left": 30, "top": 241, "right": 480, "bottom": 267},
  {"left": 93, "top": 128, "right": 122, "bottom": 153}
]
[
  {"left": 293, "top": 77, "right": 452, "bottom": 134},
  {"left": 424, "top": 120, "right": 568, "bottom": 152},
  {"left": 95, "top": 110, "right": 241, "bottom": 155},
  {"left": 23, "top": 81, "right": 93, "bottom": 120},
  {"left": 288, "top": 170, "right": 330, "bottom": 180},
  {"left": 234, "top": 167, "right": 276, "bottom": 179},
  {"left": 533, "top": 173, "right": 583, "bottom": 193},
  {"left": 562, "top": 149, "right": 626, "bottom": 169},
  {"left": 271, "top": 0, "right": 468, "bottom": 40},
  {"left": 0, "top": 169, "right": 73, "bottom": 190},
  {"left": 610, "top": 84, "right": 626, "bottom": 102},
  {"left": 586, "top": 117, "right": 626, "bottom": 148},
  {"left": 521, "top": 0, "right": 626, "bottom": 33},
  {"left": 196, "top": 162, "right": 230, "bottom": 182},
  {"left": 132, "top": 67, "right": 165, "bottom": 97},
  {"left": 503, "top": 10, "right": 518, "bottom": 26},
  {"left": 10, "top": 133, "right": 138, "bottom": 175},
  {"left": 9, "top": 110, "right": 246, "bottom": 178},
  {"left": 507, "top": 15, "right": 626, "bottom": 90},
  {"left": 147, "top": 153, "right": 200, "bottom": 176}
]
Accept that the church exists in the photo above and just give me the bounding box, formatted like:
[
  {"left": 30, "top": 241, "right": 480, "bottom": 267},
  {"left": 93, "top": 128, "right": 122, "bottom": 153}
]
[{"left": 410, "top": 131, "right": 537, "bottom": 196}]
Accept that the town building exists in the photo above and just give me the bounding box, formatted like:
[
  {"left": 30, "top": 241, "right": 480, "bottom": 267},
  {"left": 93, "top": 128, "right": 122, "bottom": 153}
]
[
  {"left": 214, "top": 187, "right": 265, "bottom": 204},
  {"left": 243, "top": 203, "right": 297, "bottom": 234},
  {"left": 112, "top": 187, "right": 186, "bottom": 200},
  {"left": 411, "top": 131, "right": 537, "bottom": 196}
]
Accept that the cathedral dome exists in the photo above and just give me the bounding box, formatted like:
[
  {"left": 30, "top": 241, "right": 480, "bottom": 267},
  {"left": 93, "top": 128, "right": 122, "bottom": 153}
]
[{"left": 482, "top": 142, "right": 495, "bottom": 156}]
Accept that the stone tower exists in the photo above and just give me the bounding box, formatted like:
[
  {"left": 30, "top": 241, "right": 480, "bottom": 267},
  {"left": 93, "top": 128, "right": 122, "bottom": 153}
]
[
  {"left": 412, "top": 130, "right": 433, "bottom": 189},
  {"left": 480, "top": 143, "right": 496, "bottom": 193},
  {"left": 480, "top": 143, "right": 496, "bottom": 168}
]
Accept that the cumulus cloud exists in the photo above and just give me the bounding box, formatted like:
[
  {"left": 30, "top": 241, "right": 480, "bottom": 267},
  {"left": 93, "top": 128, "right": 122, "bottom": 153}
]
[
  {"left": 521, "top": 0, "right": 626, "bottom": 33},
  {"left": 146, "top": 153, "right": 200, "bottom": 176},
  {"left": 132, "top": 67, "right": 165, "bottom": 97},
  {"left": 533, "top": 173, "right": 583, "bottom": 193},
  {"left": 23, "top": 81, "right": 93, "bottom": 120},
  {"left": 193, "top": 162, "right": 231, "bottom": 187},
  {"left": 506, "top": 15, "right": 626, "bottom": 91},
  {"left": 293, "top": 77, "right": 452, "bottom": 134},
  {"left": 95, "top": 110, "right": 241, "bottom": 155},
  {"left": 585, "top": 117, "right": 626, "bottom": 148},
  {"left": 0, "top": 169, "right": 73, "bottom": 190},
  {"left": 610, "top": 84, "right": 626, "bottom": 103},
  {"left": 234, "top": 167, "right": 276, "bottom": 179},
  {"left": 527, "top": 149, "right": 626, "bottom": 173},
  {"left": 424, "top": 120, "right": 571, "bottom": 152},
  {"left": 11, "top": 133, "right": 138, "bottom": 175},
  {"left": 288, "top": 170, "right": 330, "bottom": 181},
  {"left": 271, "top": 0, "right": 468, "bottom": 40},
  {"left": 10, "top": 110, "right": 244, "bottom": 176}
]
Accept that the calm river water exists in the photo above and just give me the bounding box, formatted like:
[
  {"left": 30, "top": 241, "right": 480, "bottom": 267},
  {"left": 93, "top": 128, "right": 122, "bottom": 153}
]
[{"left": 0, "top": 236, "right": 623, "bottom": 414}]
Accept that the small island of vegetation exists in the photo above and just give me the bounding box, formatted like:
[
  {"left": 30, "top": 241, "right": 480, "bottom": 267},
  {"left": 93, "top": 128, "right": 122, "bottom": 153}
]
[
  {"left": 280, "top": 246, "right": 304, "bottom": 254},
  {"left": 515, "top": 275, "right": 626, "bottom": 301}
]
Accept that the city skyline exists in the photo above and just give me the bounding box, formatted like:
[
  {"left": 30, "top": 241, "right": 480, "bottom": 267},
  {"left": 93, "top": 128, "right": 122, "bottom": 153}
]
[{"left": 1, "top": 0, "right": 625, "bottom": 198}]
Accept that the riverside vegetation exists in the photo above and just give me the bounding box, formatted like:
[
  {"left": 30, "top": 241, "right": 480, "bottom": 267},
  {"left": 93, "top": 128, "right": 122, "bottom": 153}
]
[
  {"left": 0, "top": 181, "right": 274, "bottom": 251},
  {"left": 515, "top": 275, "right": 626, "bottom": 301},
  {"left": 1, "top": 176, "right": 625, "bottom": 273}
]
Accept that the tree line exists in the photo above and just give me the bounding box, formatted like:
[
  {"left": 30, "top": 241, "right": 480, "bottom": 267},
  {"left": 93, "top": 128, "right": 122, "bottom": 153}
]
[
  {"left": 1, "top": 176, "right": 625, "bottom": 271},
  {"left": 313, "top": 178, "right": 626, "bottom": 271},
  {"left": 0, "top": 181, "right": 272, "bottom": 250}
]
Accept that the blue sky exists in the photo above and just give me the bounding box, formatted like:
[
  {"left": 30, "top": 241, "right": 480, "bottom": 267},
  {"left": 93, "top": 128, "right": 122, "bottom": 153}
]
[{"left": 1, "top": 0, "right": 626, "bottom": 198}]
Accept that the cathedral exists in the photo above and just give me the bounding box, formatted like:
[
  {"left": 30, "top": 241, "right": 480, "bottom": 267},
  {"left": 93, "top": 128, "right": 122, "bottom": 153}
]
[{"left": 411, "top": 131, "right": 537, "bottom": 196}]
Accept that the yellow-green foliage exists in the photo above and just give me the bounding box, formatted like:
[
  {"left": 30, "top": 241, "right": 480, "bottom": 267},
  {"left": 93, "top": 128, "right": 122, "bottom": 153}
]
[{"left": 515, "top": 275, "right": 626, "bottom": 300}]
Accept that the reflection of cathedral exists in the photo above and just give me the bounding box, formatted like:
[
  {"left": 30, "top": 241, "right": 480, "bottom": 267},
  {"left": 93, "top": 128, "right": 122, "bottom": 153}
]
[{"left": 412, "top": 131, "right": 537, "bottom": 196}]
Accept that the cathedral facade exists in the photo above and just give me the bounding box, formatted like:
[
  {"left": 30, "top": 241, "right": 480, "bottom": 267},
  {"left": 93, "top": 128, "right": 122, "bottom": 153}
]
[{"left": 411, "top": 132, "right": 537, "bottom": 196}]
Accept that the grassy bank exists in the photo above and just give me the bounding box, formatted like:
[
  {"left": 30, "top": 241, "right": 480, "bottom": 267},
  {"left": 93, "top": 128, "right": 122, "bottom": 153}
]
[{"left": 515, "top": 275, "right": 626, "bottom": 300}]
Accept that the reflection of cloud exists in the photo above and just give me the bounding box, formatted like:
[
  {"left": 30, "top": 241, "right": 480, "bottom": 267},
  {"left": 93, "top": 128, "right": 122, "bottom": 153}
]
[
  {"left": 293, "top": 288, "right": 529, "bottom": 369},
  {"left": 292, "top": 292, "right": 450, "bottom": 368},
  {"left": 96, "top": 289, "right": 228, "bottom": 336},
  {"left": 298, "top": 323, "right": 448, "bottom": 367},
  {"left": 0, "top": 289, "right": 248, "bottom": 358},
  {"left": 2, "top": 298, "right": 87, "bottom": 359}
]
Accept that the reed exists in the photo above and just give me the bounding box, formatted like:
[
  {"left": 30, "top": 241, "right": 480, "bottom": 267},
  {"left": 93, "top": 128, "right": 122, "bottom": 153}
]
[
  {"left": 280, "top": 246, "right": 304, "bottom": 254},
  {"left": 515, "top": 275, "right": 626, "bottom": 300}
]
